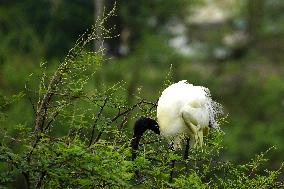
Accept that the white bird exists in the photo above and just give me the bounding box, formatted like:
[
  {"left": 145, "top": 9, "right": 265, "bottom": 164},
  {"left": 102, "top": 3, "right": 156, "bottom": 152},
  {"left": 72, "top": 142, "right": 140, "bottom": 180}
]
[
  {"left": 157, "top": 80, "right": 222, "bottom": 148},
  {"left": 131, "top": 80, "right": 223, "bottom": 160}
]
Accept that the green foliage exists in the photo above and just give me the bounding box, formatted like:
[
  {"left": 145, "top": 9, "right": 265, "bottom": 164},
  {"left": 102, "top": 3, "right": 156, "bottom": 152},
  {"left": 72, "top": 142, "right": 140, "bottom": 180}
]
[
  {"left": 1, "top": 2, "right": 284, "bottom": 188},
  {"left": 1, "top": 41, "right": 283, "bottom": 188},
  {"left": 27, "top": 139, "right": 132, "bottom": 188}
]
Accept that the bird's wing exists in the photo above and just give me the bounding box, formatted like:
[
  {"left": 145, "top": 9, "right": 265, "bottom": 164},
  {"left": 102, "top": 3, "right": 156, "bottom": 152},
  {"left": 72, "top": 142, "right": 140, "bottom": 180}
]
[
  {"left": 181, "top": 105, "right": 210, "bottom": 128},
  {"left": 181, "top": 105, "right": 210, "bottom": 148}
]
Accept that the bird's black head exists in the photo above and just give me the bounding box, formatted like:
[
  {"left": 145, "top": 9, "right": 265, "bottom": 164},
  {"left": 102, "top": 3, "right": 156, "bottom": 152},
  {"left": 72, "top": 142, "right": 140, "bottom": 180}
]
[
  {"left": 131, "top": 117, "right": 160, "bottom": 161},
  {"left": 133, "top": 117, "right": 160, "bottom": 137}
]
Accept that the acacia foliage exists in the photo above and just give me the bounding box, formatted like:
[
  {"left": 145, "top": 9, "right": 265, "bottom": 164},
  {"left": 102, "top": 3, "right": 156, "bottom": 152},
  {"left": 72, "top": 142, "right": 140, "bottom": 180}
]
[{"left": 0, "top": 10, "right": 283, "bottom": 189}]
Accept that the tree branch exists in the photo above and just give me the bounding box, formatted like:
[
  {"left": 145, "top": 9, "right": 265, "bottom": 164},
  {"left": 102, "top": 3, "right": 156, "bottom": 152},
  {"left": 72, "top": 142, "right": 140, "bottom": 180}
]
[
  {"left": 94, "top": 99, "right": 152, "bottom": 143},
  {"left": 25, "top": 82, "right": 36, "bottom": 115},
  {"left": 88, "top": 97, "right": 109, "bottom": 147}
]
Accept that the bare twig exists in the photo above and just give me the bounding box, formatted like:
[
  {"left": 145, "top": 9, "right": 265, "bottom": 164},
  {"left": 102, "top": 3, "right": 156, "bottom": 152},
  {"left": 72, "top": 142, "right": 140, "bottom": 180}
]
[
  {"left": 94, "top": 99, "right": 148, "bottom": 143},
  {"left": 118, "top": 115, "right": 128, "bottom": 129},
  {"left": 44, "top": 112, "right": 59, "bottom": 132},
  {"left": 25, "top": 82, "right": 36, "bottom": 115},
  {"left": 34, "top": 72, "right": 60, "bottom": 133},
  {"left": 88, "top": 97, "right": 109, "bottom": 147}
]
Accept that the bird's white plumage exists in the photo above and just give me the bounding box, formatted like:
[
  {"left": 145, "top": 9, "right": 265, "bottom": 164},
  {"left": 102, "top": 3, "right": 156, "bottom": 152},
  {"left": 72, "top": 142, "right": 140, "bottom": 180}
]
[{"left": 157, "top": 80, "right": 222, "bottom": 148}]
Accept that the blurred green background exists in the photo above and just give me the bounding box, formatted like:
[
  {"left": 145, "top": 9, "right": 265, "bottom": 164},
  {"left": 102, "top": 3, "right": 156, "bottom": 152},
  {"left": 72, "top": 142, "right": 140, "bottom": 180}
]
[{"left": 0, "top": 0, "right": 283, "bottom": 169}]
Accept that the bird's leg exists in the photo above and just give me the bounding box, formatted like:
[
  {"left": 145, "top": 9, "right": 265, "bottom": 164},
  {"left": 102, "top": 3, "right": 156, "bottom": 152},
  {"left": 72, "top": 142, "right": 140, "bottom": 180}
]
[
  {"left": 168, "top": 141, "right": 176, "bottom": 183},
  {"left": 169, "top": 159, "right": 175, "bottom": 183},
  {"left": 184, "top": 138, "right": 190, "bottom": 174},
  {"left": 183, "top": 138, "right": 190, "bottom": 160},
  {"left": 168, "top": 139, "right": 178, "bottom": 182}
]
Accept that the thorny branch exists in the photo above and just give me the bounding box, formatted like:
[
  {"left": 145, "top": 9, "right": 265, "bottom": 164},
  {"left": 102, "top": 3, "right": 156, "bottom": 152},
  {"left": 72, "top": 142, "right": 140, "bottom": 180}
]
[
  {"left": 34, "top": 72, "right": 60, "bottom": 133},
  {"left": 25, "top": 82, "right": 36, "bottom": 115},
  {"left": 93, "top": 99, "right": 157, "bottom": 144},
  {"left": 33, "top": 6, "right": 115, "bottom": 134},
  {"left": 88, "top": 97, "right": 109, "bottom": 147},
  {"left": 44, "top": 111, "right": 60, "bottom": 132}
]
